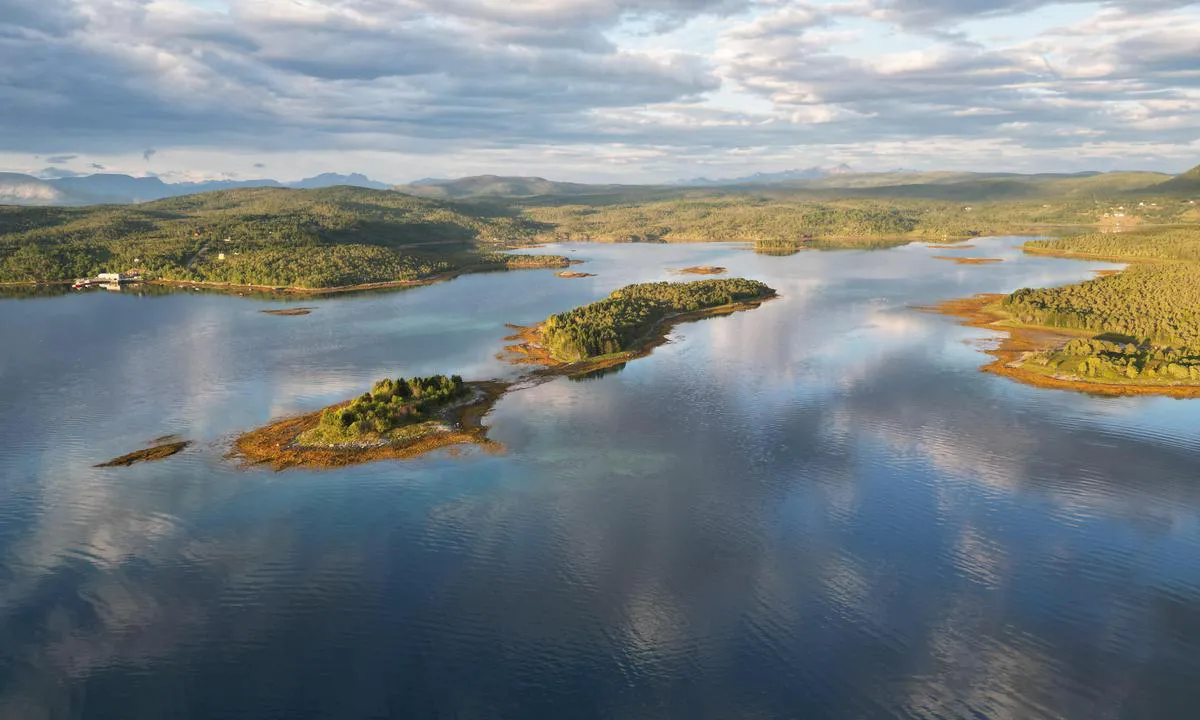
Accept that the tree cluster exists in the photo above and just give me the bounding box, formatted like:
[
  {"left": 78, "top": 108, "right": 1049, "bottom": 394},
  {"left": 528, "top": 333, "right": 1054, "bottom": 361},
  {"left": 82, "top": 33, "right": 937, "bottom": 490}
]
[
  {"left": 541, "top": 278, "right": 774, "bottom": 361},
  {"left": 311, "top": 375, "right": 469, "bottom": 443}
]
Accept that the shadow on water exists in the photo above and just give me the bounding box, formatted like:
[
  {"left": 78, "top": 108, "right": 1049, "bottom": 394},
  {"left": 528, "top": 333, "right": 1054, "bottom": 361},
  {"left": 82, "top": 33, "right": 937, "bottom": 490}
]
[{"left": 567, "top": 363, "right": 629, "bottom": 382}]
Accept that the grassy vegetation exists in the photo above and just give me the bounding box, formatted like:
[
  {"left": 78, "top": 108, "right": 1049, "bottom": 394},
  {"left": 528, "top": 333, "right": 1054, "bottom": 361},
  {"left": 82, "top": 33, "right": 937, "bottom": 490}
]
[
  {"left": 541, "top": 278, "right": 775, "bottom": 362},
  {"left": 299, "top": 375, "right": 470, "bottom": 446},
  {"left": 1003, "top": 227, "right": 1200, "bottom": 385},
  {"left": 0, "top": 186, "right": 558, "bottom": 287}
]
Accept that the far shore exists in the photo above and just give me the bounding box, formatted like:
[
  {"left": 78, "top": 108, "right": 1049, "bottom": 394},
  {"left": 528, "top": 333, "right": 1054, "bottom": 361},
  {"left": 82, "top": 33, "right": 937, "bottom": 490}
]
[{"left": 0, "top": 257, "right": 579, "bottom": 297}]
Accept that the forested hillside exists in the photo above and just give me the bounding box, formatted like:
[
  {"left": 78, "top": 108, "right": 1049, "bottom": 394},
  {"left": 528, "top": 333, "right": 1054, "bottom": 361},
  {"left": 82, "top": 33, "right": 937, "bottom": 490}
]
[
  {"left": 1004, "top": 228, "right": 1200, "bottom": 384},
  {"left": 1154, "top": 164, "right": 1200, "bottom": 194},
  {"left": 519, "top": 196, "right": 1188, "bottom": 243},
  {"left": 0, "top": 186, "right": 551, "bottom": 287}
]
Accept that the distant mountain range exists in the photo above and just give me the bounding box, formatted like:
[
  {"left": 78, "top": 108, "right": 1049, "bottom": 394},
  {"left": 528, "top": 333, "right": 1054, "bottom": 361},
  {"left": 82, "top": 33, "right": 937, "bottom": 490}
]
[
  {"left": 677, "top": 164, "right": 857, "bottom": 187},
  {"left": 3, "top": 164, "right": 1196, "bottom": 207},
  {"left": 0, "top": 171, "right": 390, "bottom": 206},
  {"left": 397, "top": 175, "right": 633, "bottom": 200}
]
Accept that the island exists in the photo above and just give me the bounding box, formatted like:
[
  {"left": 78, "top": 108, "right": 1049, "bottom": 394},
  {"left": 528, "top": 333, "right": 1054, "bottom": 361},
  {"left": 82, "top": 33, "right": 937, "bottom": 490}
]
[
  {"left": 233, "top": 375, "right": 508, "bottom": 470},
  {"left": 936, "top": 226, "right": 1200, "bottom": 397},
  {"left": 507, "top": 278, "right": 777, "bottom": 375},
  {"left": 677, "top": 266, "right": 727, "bottom": 275},
  {"left": 556, "top": 271, "right": 596, "bottom": 278},
  {"left": 97, "top": 437, "right": 191, "bottom": 467}
]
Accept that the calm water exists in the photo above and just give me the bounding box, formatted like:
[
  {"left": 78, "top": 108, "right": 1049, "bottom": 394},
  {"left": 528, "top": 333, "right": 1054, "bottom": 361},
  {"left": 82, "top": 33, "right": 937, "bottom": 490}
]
[{"left": 2, "top": 239, "right": 1199, "bottom": 719}]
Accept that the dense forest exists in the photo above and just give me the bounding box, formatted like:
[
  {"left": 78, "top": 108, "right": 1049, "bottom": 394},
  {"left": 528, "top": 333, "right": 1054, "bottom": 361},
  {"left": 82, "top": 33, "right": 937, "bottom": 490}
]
[
  {"left": 302, "top": 375, "right": 470, "bottom": 445},
  {"left": 0, "top": 186, "right": 557, "bottom": 287},
  {"left": 1025, "top": 228, "right": 1200, "bottom": 262},
  {"left": 541, "top": 278, "right": 775, "bottom": 361},
  {"left": 1005, "top": 228, "right": 1200, "bottom": 383},
  {"left": 520, "top": 196, "right": 1195, "bottom": 244}
]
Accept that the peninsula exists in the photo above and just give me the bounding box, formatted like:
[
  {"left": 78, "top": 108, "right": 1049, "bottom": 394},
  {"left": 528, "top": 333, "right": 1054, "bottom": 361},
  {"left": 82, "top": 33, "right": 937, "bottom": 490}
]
[{"left": 937, "top": 226, "right": 1200, "bottom": 397}]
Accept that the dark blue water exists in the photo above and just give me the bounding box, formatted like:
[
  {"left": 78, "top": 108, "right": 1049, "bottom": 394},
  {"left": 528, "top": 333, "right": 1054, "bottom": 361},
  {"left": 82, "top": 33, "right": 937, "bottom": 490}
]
[{"left": 1, "top": 239, "right": 1198, "bottom": 719}]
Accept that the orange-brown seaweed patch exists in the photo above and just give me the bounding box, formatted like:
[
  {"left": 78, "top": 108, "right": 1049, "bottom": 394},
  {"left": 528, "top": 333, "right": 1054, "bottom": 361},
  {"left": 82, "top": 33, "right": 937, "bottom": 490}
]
[
  {"left": 556, "top": 271, "right": 596, "bottom": 278},
  {"left": 261, "top": 307, "right": 315, "bottom": 316},
  {"left": 928, "top": 295, "right": 1200, "bottom": 399},
  {"left": 676, "top": 266, "right": 728, "bottom": 275},
  {"left": 934, "top": 256, "right": 1005, "bottom": 265},
  {"left": 97, "top": 439, "right": 191, "bottom": 467}
]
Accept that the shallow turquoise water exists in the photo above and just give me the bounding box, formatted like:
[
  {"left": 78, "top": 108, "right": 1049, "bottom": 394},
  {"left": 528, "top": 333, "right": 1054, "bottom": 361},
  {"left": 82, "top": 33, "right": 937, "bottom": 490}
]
[{"left": 1, "top": 239, "right": 1198, "bottom": 719}]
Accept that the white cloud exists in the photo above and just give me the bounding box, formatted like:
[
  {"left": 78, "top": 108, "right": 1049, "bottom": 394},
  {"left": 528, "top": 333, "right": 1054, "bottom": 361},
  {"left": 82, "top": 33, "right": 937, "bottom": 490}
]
[{"left": 0, "top": 0, "right": 1197, "bottom": 181}]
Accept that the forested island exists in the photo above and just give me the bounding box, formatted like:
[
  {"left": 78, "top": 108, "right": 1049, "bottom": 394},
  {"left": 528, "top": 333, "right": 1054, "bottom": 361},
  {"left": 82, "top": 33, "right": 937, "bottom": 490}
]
[
  {"left": 939, "top": 227, "right": 1200, "bottom": 397},
  {"left": 236, "top": 278, "right": 776, "bottom": 468},
  {"left": 234, "top": 375, "right": 508, "bottom": 469},
  {"left": 508, "top": 278, "right": 776, "bottom": 373}
]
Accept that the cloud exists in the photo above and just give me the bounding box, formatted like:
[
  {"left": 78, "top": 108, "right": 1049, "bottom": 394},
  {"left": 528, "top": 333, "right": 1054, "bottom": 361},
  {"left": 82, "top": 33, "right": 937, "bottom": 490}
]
[
  {"left": 868, "top": 0, "right": 1200, "bottom": 31},
  {"left": 33, "top": 166, "right": 83, "bottom": 178},
  {"left": 45, "top": 154, "right": 77, "bottom": 164},
  {"left": 713, "top": 4, "right": 1200, "bottom": 151},
  {"left": 143, "top": 148, "right": 157, "bottom": 161},
  {"left": 0, "top": 0, "right": 1196, "bottom": 178}
]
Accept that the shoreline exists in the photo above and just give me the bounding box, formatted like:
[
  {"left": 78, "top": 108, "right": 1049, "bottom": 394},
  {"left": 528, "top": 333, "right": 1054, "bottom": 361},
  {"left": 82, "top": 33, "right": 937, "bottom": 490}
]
[
  {"left": 1, "top": 258, "right": 579, "bottom": 298},
  {"left": 1019, "top": 246, "right": 1149, "bottom": 264},
  {"left": 231, "top": 381, "right": 509, "bottom": 470},
  {"left": 504, "top": 292, "right": 778, "bottom": 378},
  {"left": 151, "top": 259, "right": 580, "bottom": 297},
  {"left": 930, "top": 295, "right": 1200, "bottom": 399}
]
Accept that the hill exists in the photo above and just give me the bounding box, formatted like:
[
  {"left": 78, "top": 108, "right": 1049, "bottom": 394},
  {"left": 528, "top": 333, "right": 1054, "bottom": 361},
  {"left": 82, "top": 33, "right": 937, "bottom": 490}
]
[
  {"left": 1154, "top": 164, "right": 1200, "bottom": 194},
  {"left": 0, "top": 171, "right": 389, "bottom": 205},
  {"left": 794, "top": 171, "right": 1170, "bottom": 200},
  {"left": 396, "top": 175, "right": 639, "bottom": 200},
  {"left": 0, "top": 174, "right": 68, "bottom": 205},
  {"left": 397, "top": 170, "right": 1172, "bottom": 203},
  {"left": 0, "top": 186, "right": 551, "bottom": 288},
  {"left": 677, "top": 164, "right": 855, "bottom": 187},
  {"left": 291, "top": 173, "right": 389, "bottom": 190}
]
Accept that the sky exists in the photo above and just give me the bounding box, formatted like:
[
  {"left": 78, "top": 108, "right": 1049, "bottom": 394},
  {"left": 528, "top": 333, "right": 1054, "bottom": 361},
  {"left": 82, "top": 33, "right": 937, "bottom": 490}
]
[{"left": 0, "top": 0, "right": 1198, "bottom": 184}]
